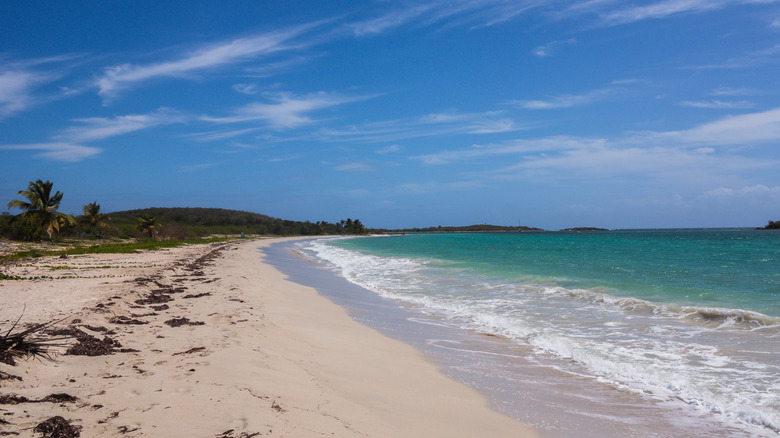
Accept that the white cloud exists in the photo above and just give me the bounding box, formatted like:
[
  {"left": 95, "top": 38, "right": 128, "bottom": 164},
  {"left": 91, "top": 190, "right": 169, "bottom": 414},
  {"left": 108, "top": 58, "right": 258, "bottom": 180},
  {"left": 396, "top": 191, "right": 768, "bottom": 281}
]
[
  {"left": 178, "top": 162, "right": 219, "bottom": 173},
  {"left": 188, "top": 128, "right": 262, "bottom": 142},
  {"left": 415, "top": 136, "right": 607, "bottom": 164},
  {"left": 344, "top": 1, "right": 545, "bottom": 35},
  {"left": 0, "top": 69, "right": 48, "bottom": 118},
  {"left": 58, "top": 108, "right": 185, "bottom": 142},
  {"left": 377, "top": 144, "right": 402, "bottom": 154},
  {"left": 233, "top": 83, "right": 260, "bottom": 95},
  {"left": 96, "top": 26, "right": 312, "bottom": 100},
  {"left": 512, "top": 87, "right": 617, "bottom": 109},
  {"left": 0, "top": 142, "right": 101, "bottom": 162},
  {"left": 348, "top": 6, "right": 433, "bottom": 36},
  {"left": 317, "top": 109, "right": 524, "bottom": 144},
  {"left": 679, "top": 100, "right": 754, "bottom": 109},
  {"left": 711, "top": 87, "right": 756, "bottom": 96},
  {"left": 667, "top": 106, "right": 780, "bottom": 144},
  {"left": 202, "top": 91, "right": 371, "bottom": 129},
  {"left": 600, "top": 0, "right": 728, "bottom": 25},
  {"left": 334, "top": 162, "right": 376, "bottom": 172},
  {"left": 532, "top": 38, "right": 577, "bottom": 57},
  {"left": 701, "top": 184, "right": 780, "bottom": 200}
]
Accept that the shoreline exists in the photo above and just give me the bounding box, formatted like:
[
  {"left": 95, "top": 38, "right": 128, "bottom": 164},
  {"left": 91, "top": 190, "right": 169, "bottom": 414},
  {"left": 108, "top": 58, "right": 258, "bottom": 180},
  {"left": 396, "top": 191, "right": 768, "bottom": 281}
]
[{"left": 0, "top": 237, "right": 537, "bottom": 437}]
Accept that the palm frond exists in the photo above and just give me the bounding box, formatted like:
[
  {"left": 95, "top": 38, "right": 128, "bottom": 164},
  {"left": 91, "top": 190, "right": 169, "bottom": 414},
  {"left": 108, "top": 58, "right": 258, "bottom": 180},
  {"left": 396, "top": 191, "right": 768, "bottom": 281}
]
[{"left": 1, "top": 312, "right": 73, "bottom": 365}]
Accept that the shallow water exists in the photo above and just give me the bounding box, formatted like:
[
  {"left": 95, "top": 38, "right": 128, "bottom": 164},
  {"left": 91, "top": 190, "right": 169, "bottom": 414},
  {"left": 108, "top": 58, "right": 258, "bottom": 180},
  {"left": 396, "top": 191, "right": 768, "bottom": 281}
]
[{"left": 266, "top": 231, "right": 780, "bottom": 436}]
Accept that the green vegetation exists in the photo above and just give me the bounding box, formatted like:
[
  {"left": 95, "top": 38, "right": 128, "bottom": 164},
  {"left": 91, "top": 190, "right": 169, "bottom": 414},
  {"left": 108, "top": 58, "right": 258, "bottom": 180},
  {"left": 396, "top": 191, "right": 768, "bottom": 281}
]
[
  {"left": 764, "top": 220, "right": 780, "bottom": 229},
  {"left": 0, "top": 237, "right": 233, "bottom": 264},
  {"left": 105, "top": 207, "right": 369, "bottom": 238},
  {"left": 79, "top": 202, "right": 110, "bottom": 236},
  {"left": 136, "top": 214, "right": 161, "bottom": 239},
  {"left": 6, "top": 180, "right": 75, "bottom": 240},
  {"left": 1, "top": 179, "right": 371, "bottom": 242}
]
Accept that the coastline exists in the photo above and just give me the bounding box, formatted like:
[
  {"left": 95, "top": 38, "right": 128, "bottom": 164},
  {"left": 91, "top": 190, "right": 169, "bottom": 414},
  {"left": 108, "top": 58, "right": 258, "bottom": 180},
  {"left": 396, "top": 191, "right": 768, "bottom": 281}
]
[{"left": 0, "top": 237, "right": 537, "bottom": 437}]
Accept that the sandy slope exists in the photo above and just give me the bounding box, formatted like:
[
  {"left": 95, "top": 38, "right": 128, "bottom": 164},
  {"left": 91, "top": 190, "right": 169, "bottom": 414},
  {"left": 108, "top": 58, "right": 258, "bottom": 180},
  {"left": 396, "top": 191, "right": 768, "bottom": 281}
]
[{"left": 0, "top": 238, "right": 537, "bottom": 437}]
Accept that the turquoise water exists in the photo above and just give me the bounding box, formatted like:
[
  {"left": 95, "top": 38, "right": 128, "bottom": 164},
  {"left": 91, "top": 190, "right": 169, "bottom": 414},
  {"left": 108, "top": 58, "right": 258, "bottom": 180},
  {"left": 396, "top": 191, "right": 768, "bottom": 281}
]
[
  {"left": 298, "top": 230, "right": 780, "bottom": 435},
  {"left": 335, "top": 230, "right": 780, "bottom": 317}
]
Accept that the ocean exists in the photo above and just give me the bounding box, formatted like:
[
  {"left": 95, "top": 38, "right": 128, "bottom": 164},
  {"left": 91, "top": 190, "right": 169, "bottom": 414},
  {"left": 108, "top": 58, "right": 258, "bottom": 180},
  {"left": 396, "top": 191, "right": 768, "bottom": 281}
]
[{"left": 279, "top": 230, "right": 780, "bottom": 437}]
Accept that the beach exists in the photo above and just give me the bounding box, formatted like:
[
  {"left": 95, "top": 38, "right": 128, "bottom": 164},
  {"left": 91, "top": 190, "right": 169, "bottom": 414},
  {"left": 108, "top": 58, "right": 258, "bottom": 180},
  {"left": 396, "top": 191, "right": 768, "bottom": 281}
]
[{"left": 0, "top": 237, "right": 537, "bottom": 437}]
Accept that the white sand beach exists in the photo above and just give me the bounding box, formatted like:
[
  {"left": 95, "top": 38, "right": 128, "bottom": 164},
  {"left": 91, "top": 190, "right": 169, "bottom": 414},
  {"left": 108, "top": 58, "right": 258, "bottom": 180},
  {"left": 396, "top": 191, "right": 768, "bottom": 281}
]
[{"left": 0, "top": 237, "right": 537, "bottom": 437}]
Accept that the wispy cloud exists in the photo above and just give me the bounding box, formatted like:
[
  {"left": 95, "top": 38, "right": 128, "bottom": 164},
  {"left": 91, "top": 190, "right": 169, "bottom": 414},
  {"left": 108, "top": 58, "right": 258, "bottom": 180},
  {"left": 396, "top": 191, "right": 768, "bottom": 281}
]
[
  {"left": 414, "top": 136, "right": 607, "bottom": 164},
  {"left": 0, "top": 69, "right": 44, "bottom": 118},
  {"left": 0, "top": 142, "right": 101, "bottom": 162},
  {"left": 347, "top": 5, "right": 434, "bottom": 36},
  {"left": 711, "top": 86, "right": 756, "bottom": 96},
  {"left": 316, "top": 109, "right": 525, "bottom": 144},
  {"left": 178, "top": 162, "right": 219, "bottom": 173},
  {"left": 334, "top": 161, "right": 376, "bottom": 172},
  {"left": 377, "top": 144, "right": 402, "bottom": 154},
  {"left": 702, "top": 184, "right": 780, "bottom": 200},
  {"left": 411, "top": 109, "right": 780, "bottom": 190},
  {"left": 419, "top": 110, "right": 522, "bottom": 133},
  {"left": 96, "top": 25, "right": 315, "bottom": 100},
  {"left": 201, "top": 91, "right": 372, "bottom": 129},
  {"left": 233, "top": 83, "right": 260, "bottom": 95},
  {"left": 666, "top": 106, "right": 780, "bottom": 144},
  {"left": 0, "top": 54, "right": 87, "bottom": 118},
  {"left": 679, "top": 99, "right": 754, "bottom": 109},
  {"left": 511, "top": 86, "right": 618, "bottom": 109},
  {"left": 345, "top": 0, "right": 548, "bottom": 35},
  {"left": 58, "top": 108, "right": 185, "bottom": 142},
  {"left": 600, "top": 0, "right": 734, "bottom": 25},
  {"left": 187, "top": 127, "right": 263, "bottom": 142},
  {"left": 532, "top": 38, "right": 577, "bottom": 57},
  {"left": 488, "top": 144, "right": 762, "bottom": 183}
]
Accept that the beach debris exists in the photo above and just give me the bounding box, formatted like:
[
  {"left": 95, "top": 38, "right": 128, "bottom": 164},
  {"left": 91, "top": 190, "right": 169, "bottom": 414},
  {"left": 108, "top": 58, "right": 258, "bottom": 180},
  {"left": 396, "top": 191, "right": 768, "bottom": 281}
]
[
  {"left": 97, "top": 411, "right": 119, "bottom": 424},
  {"left": 172, "top": 346, "right": 205, "bottom": 356},
  {"left": 80, "top": 325, "right": 112, "bottom": 334},
  {"left": 56, "top": 327, "right": 134, "bottom": 356},
  {"left": 215, "top": 430, "right": 261, "bottom": 438},
  {"left": 33, "top": 416, "right": 81, "bottom": 438},
  {"left": 182, "top": 292, "right": 211, "bottom": 299},
  {"left": 108, "top": 316, "right": 147, "bottom": 325},
  {"left": 1, "top": 313, "right": 71, "bottom": 365},
  {"left": 117, "top": 425, "right": 140, "bottom": 434},
  {"left": 0, "top": 371, "right": 22, "bottom": 381},
  {"left": 0, "top": 394, "right": 30, "bottom": 404},
  {"left": 164, "top": 317, "right": 205, "bottom": 327},
  {"left": 0, "top": 393, "right": 78, "bottom": 405},
  {"left": 134, "top": 292, "right": 173, "bottom": 305},
  {"left": 40, "top": 393, "right": 78, "bottom": 404}
]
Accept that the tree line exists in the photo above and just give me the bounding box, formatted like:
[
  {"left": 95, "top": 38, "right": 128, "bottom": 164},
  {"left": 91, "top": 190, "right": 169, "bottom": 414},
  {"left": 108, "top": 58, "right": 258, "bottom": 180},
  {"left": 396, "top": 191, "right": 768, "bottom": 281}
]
[{"left": 1, "top": 179, "right": 368, "bottom": 241}]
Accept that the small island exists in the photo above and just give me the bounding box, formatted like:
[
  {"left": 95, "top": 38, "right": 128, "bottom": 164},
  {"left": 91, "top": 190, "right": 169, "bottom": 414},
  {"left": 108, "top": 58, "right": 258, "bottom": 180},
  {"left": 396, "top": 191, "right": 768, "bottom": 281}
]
[{"left": 762, "top": 221, "right": 780, "bottom": 230}]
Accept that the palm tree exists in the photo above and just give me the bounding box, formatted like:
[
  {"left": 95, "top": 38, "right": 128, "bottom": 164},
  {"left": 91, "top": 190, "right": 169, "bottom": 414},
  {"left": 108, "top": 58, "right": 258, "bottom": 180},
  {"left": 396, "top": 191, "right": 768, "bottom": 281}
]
[
  {"left": 80, "top": 202, "right": 110, "bottom": 236},
  {"left": 7, "top": 179, "right": 75, "bottom": 239},
  {"left": 137, "top": 215, "right": 161, "bottom": 239}
]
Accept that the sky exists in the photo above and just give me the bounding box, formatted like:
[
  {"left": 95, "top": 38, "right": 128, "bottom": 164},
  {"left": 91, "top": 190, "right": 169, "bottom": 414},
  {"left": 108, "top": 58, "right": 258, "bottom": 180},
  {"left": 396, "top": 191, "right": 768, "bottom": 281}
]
[{"left": 2, "top": 1, "right": 780, "bottom": 230}]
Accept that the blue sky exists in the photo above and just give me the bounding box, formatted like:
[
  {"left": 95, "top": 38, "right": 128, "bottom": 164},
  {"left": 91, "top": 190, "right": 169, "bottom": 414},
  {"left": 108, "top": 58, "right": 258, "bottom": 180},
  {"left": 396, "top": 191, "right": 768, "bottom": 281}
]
[{"left": 2, "top": 0, "right": 780, "bottom": 230}]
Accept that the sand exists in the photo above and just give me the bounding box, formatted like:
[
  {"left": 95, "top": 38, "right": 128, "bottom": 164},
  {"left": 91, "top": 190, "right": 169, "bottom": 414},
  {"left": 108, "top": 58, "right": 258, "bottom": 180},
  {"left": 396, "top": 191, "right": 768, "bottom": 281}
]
[{"left": 0, "top": 237, "right": 537, "bottom": 437}]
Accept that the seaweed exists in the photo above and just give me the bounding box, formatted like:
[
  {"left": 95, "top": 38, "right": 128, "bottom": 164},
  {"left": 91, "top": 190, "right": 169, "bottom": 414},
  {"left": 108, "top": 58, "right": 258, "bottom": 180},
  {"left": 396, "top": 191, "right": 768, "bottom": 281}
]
[
  {"left": 33, "top": 416, "right": 81, "bottom": 438},
  {"left": 164, "top": 317, "right": 205, "bottom": 327}
]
